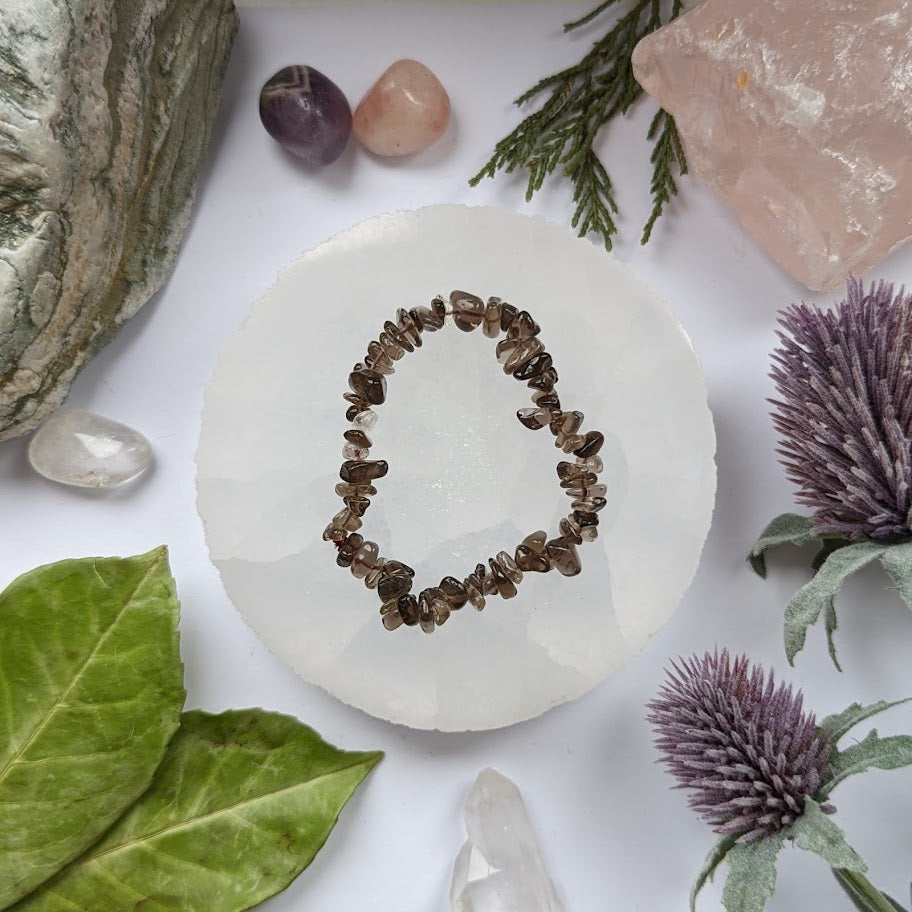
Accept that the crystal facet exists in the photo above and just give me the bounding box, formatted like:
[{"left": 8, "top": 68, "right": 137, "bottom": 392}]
[
  {"left": 632, "top": 0, "right": 912, "bottom": 291},
  {"left": 28, "top": 410, "right": 153, "bottom": 488},
  {"left": 450, "top": 768, "right": 565, "bottom": 912}
]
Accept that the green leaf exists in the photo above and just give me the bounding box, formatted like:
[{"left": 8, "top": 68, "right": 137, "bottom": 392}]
[
  {"left": 747, "top": 513, "right": 817, "bottom": 577},
  {"left": 824, "top": 599, "right": 843, "bottom": 672},
  {"left": 722, "top": 831, "right": 787, "bottom": 912},
  {"left": 791, "top": 799, "right": 866, "bottom": 872},
  {"left": 823, "top": 729, "right": 912, "bottom": 796},
  {"left": 691, "top": 834, "right": 737, "bottom": 911},
  {"left": 880, "top": 542, "right": 912, "bottom": 612},
  {"left": 818, "top": 699, "right": 912, "bottom": 745},
  {"left": 833, "top": 869, "right": 910, "bottom": 912},
  {"left": 0, "top": 549, "right": 184, "bottom": 909},
  {"left": 784, "top": 541, "right": 887, "bottom": 664},
  {"left": 12, "top": 710, "right": 382, "bottom": 912}
]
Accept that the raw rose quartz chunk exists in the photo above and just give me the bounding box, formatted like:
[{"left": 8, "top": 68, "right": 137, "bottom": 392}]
[
  {"left": 353, "top": 59, "right": 450, "bottom": 156},
  {"left": 632, "top": 0, "right": 912, "bottom": 291}
]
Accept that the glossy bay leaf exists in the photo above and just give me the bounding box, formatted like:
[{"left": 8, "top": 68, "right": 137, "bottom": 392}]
[
  {"left": 13, "top": 710, "right": 383, "bottom": 911},
  {"left": 0, "top": 548, "right": 185, "bottom": 909}
]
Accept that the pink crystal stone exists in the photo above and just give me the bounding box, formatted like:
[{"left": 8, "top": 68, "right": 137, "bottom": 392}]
[
  {"left": 353, "top": 59, "right": 451, "bottom": 157},
  {"left": 632, "top": 0, "right": 912, "bottom": 291}
]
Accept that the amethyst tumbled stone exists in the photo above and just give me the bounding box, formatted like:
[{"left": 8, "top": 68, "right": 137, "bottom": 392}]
[{"left": 259, "top": 65, "right": 352, "bottom": 165}]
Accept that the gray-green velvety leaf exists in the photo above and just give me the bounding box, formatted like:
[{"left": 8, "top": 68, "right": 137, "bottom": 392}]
[
  {"left": 0, "top": 548, "right": 184, "bottom": 910},
  {"left": 722, "top": 831, "right": 787, "bottom": 912},
  {"left": 880, "top": 542, "right": 912, "bottom": 612},
  {"left": 784, "top": 542, "right": 887, "bottom": 664},
  {"left": 691, "top": 834, "right": 737, "bottom": 911},
  {"left": 791, "top": 800, "right": 866, "bottom": 872},
  {"left": 748, "top": 513, "right": 817, "bottom": 577},
  {"left": 823, "top": 730, "right": 912, "bottom": 796},
  {"left": 819, "top": 700, "right": 912, "bottom": 745},
  {"left": 12, "top": 710, "right": 383, "bottom": 912}
]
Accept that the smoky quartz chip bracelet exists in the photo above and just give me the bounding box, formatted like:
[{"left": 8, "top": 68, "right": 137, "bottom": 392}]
[{"left": 323, "top": 290, "right": 607, "bottom": 634}]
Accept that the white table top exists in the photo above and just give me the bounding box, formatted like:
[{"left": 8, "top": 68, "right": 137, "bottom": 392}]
[{"left": 2, "top": 4, "right": 911, "bottom": 910}]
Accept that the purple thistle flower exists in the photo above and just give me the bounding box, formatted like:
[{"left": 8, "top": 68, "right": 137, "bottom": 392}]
[
  {"left": 647, "top": 649, "right": 831, "bottom": 843},
  {"left": 770, "top": 277, "right": 912, "bottom": 541}
]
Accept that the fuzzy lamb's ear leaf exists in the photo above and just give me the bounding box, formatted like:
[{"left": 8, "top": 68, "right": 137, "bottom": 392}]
[
  {"left": 791, "top": 799, "right": 866, "bottom": 872},
  {"left": 823, "top": 730, "right": 912, "bottom": 795},
  {"left": 691, "top": 834, "right": 738, "bottom": 912},
  {"left": 784, "top": 541, "right": 887, "bottom": 665},
  {"left": 879, "top": 542, "right": 912, "bottom": 612},
  {"left": 818, "top": 699, "right": 912, "bottom": 745},
  {"left": 721, "top": 831, "right": 787, "bottom": 912},
  {"left": 748, "top": 513, "right": 818, "bottom": 577}
]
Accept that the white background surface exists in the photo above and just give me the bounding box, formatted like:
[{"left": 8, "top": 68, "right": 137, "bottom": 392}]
[{"left": 2, "top": 3, "right": 912, "bottom": 910}]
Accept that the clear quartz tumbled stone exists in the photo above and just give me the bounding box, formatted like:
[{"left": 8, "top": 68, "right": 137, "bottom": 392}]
[
  {"left": 450, "top": 769, "right": 564, "bottom": 912},
  {"left": 28, "top": 410, "right": 153, "bottom": 488}
]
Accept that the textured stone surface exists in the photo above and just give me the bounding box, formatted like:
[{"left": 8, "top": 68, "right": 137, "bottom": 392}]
[
  {"left": 353, "top": 59, "right": 451, "bottom": 157},
  {"left": 632, "top": 0, "right": 912, "bottom": 291},
  {"left": 450, "top": 769, "right": 564, "bottom": 912},
  {"left": 28, "top": 409, "right": 152, "bottom": 487},
  {"left": 0, "top": 0, "right": 239, "bottom": 440},
  {"left": 196, "top": 205, "right": 716, "bottom": 731}
]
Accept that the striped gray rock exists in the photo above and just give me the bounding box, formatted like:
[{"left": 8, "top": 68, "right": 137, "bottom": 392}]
[{"left": 0, "top": 0, "right": 238, "bottom": 440}]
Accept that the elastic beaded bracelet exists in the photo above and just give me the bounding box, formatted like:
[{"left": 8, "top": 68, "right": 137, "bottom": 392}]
[{"left": 323, "top": 290, "right": 606, "bottom": 634}]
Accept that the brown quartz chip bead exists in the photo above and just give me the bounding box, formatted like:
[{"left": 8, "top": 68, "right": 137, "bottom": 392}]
[
  {"left": 322, "top": 523, "right": 346, "bottom": 543},
  {"left": 440, "top": 576, "right": 468, "bottom": 609},
  {"left": 450, "top": 290, "right": 485, "bottom": 331},
  {"left": 499, "top": 302, "right": 518, "bottom": 331},
  {"left": 506, "top": 310, "right": 540, "bottom": 338},
  {"left": 528, "top": 366, "right": 558, "bottom": 392},
  {"left": 572, "top": 496, "right": 607, "bottom": 513},
  {"left": 351, "top": 541, "right": 380, "bottom": 578},
  {"left": 384, "top": 319, "right": 414, "bottom": 353},
  {"left": 556, "top": 460, "right": 590, "bottom": 481},
  {"left": 340, "top": 459, "right": 389, "bottom": 484},
  {"left": 560, "top": 517, "right": 583, "bottom": 545},
  {"left": 364, "top": 561, "right": 386, "bottom": 589},
  {"left": 396, "top": 308, "right": 422, "bottom": 347},
  {"left": 574, "top": 431, "right": 605, "bottom": 458},
  {"left": 331, "top": 509, "right": 362, "bottom": 534},
  {"left": 482, "top": 298, "right": 502, "bottom": 338},
  {"left": 552, "top": 410, "right": 584, "bottom": 441},
  {"left": 532, "top": 391, "right": 561, "bottom": 411},
  {"left": 344, "top": 429, "right": 373, "bottom": 449},
  {"left": 377, "top": 572, "right": 413, "bottom": 601},
  {"left": 545, "top": 536, "right": 582, "bottom": 577},
  {"left": 488, "top": 557, "right": 517, "bottom": 599},
  {"left": 345, "top": 405, "right": 361, "bottom": 422},
  {"left": 366, "top": 341, "right": 395, "bottom": 375},
  {"left": 380, "top": 601, "right": 404, "bottom": 630},
  {"left": 565, "top": 483, "right": 607, "bottom": 500},
  {"left": 561, "top": 434, "right": 587, "bottom": 454},
  {"left": 517, "top": 407, "right": 551, "bottom": 430},
  {"left": 514, "top": 544, "right": 550, "bottom": 573},
  {"left": 417, "top": 592, "right": 436, "bottom": 633},
  {"left": 379, "top": 331, "right": 406, "bottom": 361},
  {"left": 522, "top": 530, "right": 548, "bottom": 553},
  {"left": 513, "top": 351, "right": 552, "bottom": 381},
  {"left": 472, "top": 562, "right": 497, "bottom": 596},
  {"left": 398, "top": 594, "right": 420, "bottom": 626},
  {"left": 560, "top": 472, "right": 598, "bottom": 490},
  {"left": 464, "top": 581, "right": 486, "bottom": 611},
  {"left": 344, "top": 495, "right": 371, "bottom": 517},
  {"left": 496, "top": 550, "right": 523, "bottom": 584},
  {"left": 349, "top": 368, "right": 387, "bottom": 405},
  {"left": 574, "top": 510, "right": 599, "bottom": 542},
  {"left": 384, "top": 559, "right": 415, "bottom": 577},
  {"left": 335, "top": 481, "right": 377, "bottom": 498},
  {"left": 431, "top": 295, "right": 447, "bottom": 321},
  {"left": 343, "top": 391, "right": 369, "bottom": 408},
  {"left": 503, "top": 337, "right": 544, "bottom": 374},
  {"left": 421, "top": 587, "right": 451, "bottom": 626},
  {"left": 336, "top": 532, "right": 364, "bottom": 567},
  {"left": 410, "top": 305, "right": 444, "bottom": 332}
]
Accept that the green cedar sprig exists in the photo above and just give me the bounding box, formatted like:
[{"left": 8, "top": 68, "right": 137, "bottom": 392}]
[{"left": 469, "top": 0, "right": 688, "bottom": 250}]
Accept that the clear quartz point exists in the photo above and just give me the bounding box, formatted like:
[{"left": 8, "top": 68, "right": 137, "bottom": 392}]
[
  {"left": 28, "top": 409, "right": 153, "bottom": 488},
  {"left": 450, "top": 769, "right": 564, "bottom": 912}
]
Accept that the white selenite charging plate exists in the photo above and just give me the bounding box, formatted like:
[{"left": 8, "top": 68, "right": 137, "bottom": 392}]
[{"left": 196, "top": 205, "right": 716, "bottom": 731}]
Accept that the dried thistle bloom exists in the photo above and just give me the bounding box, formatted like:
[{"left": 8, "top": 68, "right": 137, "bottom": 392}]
[
  {"left": 770, "top": 278, "right": 912, "bottom": 541},
  {"left": 647, "top": 649, "right": 831, "bottom": 843}
]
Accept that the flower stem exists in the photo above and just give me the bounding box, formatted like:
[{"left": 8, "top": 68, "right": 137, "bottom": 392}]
[{"left": 833, "top": 868, "right": 908, "bottom": 912}]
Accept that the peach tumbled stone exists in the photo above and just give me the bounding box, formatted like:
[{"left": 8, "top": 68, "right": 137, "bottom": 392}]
[{"left": 353, "top": 59, "right": 450, "bottom": 157}]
